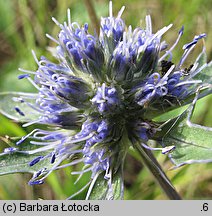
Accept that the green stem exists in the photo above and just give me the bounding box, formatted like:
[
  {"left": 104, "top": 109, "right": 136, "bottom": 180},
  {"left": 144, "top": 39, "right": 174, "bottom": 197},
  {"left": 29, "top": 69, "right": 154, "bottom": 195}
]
[
  {"left": 133, "top": 142, "right": 181, "bottom": 200},
  {"left": 84, "top": 0, "right": 100, "bottom": 35}
]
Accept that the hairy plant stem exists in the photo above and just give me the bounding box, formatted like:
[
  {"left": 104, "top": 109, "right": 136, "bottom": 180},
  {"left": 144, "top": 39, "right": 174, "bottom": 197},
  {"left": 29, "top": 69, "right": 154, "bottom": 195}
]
[{"left": 133, "top": 142, "right": 182, "bottom": 200}]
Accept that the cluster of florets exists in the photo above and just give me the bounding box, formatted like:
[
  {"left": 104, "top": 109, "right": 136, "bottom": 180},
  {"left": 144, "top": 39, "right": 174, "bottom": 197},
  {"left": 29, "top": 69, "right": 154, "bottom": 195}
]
[{"left": 1, "top": 2, "right": 207, "bottom": 198}]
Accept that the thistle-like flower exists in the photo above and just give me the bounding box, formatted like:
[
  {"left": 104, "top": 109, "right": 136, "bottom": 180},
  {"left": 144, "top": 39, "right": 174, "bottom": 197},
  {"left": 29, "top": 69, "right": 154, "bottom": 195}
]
[{"left": 0, "top": 2, "right": 211, "bottom": 199}]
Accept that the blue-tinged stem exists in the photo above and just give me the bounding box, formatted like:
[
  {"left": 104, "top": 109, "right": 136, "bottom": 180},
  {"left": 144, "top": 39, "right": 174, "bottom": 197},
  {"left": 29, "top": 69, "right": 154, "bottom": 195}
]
[{"left": 133, "top": 142, "right": 181, "bottom": 200}]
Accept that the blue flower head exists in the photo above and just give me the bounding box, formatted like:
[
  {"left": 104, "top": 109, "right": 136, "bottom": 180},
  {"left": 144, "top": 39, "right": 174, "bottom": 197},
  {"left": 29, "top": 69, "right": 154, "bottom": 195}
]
[{"left": 0, "top": 1, "right": 210, "bottom": 199}]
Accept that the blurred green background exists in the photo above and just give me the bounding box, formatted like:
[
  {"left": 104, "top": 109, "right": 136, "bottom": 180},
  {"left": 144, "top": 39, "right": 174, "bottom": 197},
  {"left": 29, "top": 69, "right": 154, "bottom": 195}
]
[{"left": 0, "top": 0, "right": 212, "bottom": 200}]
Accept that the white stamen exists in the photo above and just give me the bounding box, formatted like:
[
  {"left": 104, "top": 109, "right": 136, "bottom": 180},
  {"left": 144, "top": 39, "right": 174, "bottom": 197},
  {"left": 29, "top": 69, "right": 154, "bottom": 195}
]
[
  {"left": 16, "top": 129, "right": 39, "bottom": 144},
  {"left": 159, "top": 28, "right": 183, "bottom": 62},
  {"left": 178, "top": 44, "right": 196, "bottom": 68},
  {"left": 22, "top": 100, "right": 44, "bottom": 114},
  {"left": 117, "top": 6, "right": 125, "bottom": 18},
  {"left": 39, "top": 155, "right": 68, "bottom": 181},
  {"left": 67, "top": 181, "right": 91, "bottom": 200},
  {"left": 153, "top": 24, "right": 173, "bottom": 40},
  {"left": 30, "top": 140, "right": 61, "bottom": 145},
  {"left": 52, "top": 17, "right": 61, "bottom": 26},
  {"left": 56, "top": 158, "right": 85, "bottom": 170},
  {"left": 45, "top": 34, "right": 59, "bottom": 44},
  {"left": 71, "top": 167, "right": 92, "bottom": 175},
  {"left": 122, "top": 32, "right": 127, "bottom": 51},
  {"left": 74, "top": 164, "right": 90, "bottom": 184},
  {"left": 69, "top": 132, "right": 95, "bottom": 144},
  {"left": 26, "top": 77, "right": 41, "bottom": 91},
  {"left": 85, "top": 172, "right": 100, "bottom": 200},
  {"left": 33, "top": 130, "right": 63, "bottom": 139},
  {"left": 106, "top": 169, "right": 113, "bottom": 200},
  {"left": 104, "top": 164, "right": 111, "bottom": 180},
  {"left": 156, "top": 64, "right": 175, "bottom": 87},
  {"left": 9, "top": 92, "right": 38, "bottom": 98},
  {"left": 31, "top": 50, "right": 39, "bottom": 65},
  {"left": 67, "top": 8, "right": 71, "bottom": 26},
  {"left": 0, "top": 152, "right": 7, "bottom": 156},
  {"left": 174, "top": 80, "right": 202, "bottom": 87},
  {"left": 137, "top": 24, "right": 173, "bottom": 56},
  {"left": 68, "top": 149, "right": 83, "bottom": 154},
  {"left": 161, "top": 146, "right": 176, "bottom": 154},
  {"left": 189, "top": 62, "right": 199, "bottom": 73},
  {"left": 20, "top": 142, "right": 59, "bottom": 155},
  {"left": 71, "top": 22, "right": 80, "bottom": 29},
  {"left": 187, "top": 63, "right": 207, "bottom": 79},
  {"left": 128, "top": 25, "right": 132, "bottom": 36},
  {"left": 63, "top": 21, "right": 68, "bottom": 29},
  {"left": 102, "top": 83, "right": 106, "bottom": 100},
  {"left": 18, "top": 68, "right": 36, "bottom": 75},
  {"left": 39, "top": 81, "right": 57, "bottom": 88},
  {"left": 23, "top": 119, "right": 41, "bottom": 127},
  {"left": 109, "top": 1, "right": 113, "bottom": 17},
  {"left": 146, "top": 15, "right": 152, "bottom": 34},
  {"left": 142, "top": 143, "right": 176, "bottom": 155}
]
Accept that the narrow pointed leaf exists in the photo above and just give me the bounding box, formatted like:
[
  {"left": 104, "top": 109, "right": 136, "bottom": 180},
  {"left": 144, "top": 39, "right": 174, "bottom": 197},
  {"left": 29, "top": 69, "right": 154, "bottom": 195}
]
[
  {"left": 161, "top": 98, "right": 212, "bottom": 167},
  {"left": 0, "top": 142, "right": 53, "bottom": 175}
]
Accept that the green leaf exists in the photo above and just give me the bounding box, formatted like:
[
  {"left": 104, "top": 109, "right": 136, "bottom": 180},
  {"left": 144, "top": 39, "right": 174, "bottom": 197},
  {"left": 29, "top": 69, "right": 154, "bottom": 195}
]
[
  {"left": 87, "top": 169, "right": 123, "bottom": 200},
  {"left": 0, "top": 152, "right": 50, "bottom": 175},
  {"left": 153, "top": 105, "right": 188, "bottom": 122},
  {"left": 0, "top": 92, "right": 40, "bottom": 122},
  {"left": 0, "top": 114, "right": 26, "bottom": 136},
  {"left": 195, "top": 62, "right": 212, "bottom": 85},
  {"left": 0, "top": 142, "right": 53, "bottom": 176},
  {"left": 194, "top": 47, "right": 212, "bottom": 84},
  {"left": 161, "top": 95, "right": 212, "bottom": 167}
]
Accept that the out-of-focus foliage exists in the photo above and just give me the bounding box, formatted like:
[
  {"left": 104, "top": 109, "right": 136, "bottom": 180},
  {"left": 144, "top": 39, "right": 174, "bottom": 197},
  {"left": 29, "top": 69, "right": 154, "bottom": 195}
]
[{"left": 0, "top": 0, "right": 211, "bottom": 199}]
